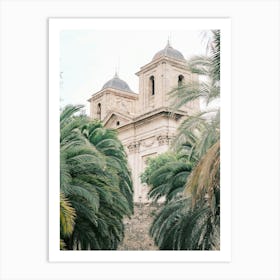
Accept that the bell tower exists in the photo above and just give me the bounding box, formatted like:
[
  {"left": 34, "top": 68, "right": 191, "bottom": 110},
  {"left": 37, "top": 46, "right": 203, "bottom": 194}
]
[
  {"left": 88, "top": 72, "right": 138, "bottom": 123},
  {"left": 135, "top": 41, "right": 196, "bottom": 114}
]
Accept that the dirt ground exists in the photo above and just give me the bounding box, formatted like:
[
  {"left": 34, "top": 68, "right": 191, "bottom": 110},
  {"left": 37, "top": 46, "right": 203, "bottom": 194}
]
[{"left": 118, "top": 203, "right": 162, "bottom": 250}]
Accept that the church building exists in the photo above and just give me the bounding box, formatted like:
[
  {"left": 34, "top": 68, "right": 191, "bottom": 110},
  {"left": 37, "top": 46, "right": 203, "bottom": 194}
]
[{"left": 88, "top": 42, "right": 200, "bottom": 202}]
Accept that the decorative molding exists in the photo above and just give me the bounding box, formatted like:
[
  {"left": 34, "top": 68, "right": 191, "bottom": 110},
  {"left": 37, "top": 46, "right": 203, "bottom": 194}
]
[
  {"left": 116, "top": 99, "right": 130, "bottom": 113},
  {"left": 157, "top": 134, "right": 174, "bottom": 146},
  {"left": 88, "top": 87, "right": 138, "bottom": 102},
  {"left": 140, "top": 136, "right": 155, "bottom": 148},
  {"left": 127, "top": 141, "right": 140, "bottom": 153},
  {"left": 127, "top": 134, "right": 176, "bottom": 152}
]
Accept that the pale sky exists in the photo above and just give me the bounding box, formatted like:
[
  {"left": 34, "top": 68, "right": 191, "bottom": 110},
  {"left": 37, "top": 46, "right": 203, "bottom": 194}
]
[{"left": 60, "top": 29, "right": 208, "bottom": 114}]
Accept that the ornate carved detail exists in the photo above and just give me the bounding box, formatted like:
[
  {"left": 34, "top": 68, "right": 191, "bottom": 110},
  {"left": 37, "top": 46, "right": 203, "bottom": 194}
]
[
  {"left": 157, "top": 134, "right": 173, "bottom": 146},
  {"left": 140, "top": 136, "right": 155, "bottom": 148},
  {"left": 116, "top": 99, "right": 129, "bottom": 112},
  {"left": 127, "top": 141, "right": 140, "bottom": 153}
]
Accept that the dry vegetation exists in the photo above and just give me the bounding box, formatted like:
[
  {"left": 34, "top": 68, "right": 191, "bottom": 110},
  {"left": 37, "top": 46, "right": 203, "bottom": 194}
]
[{"left": 118, "top": 203, "right": 162, "bottom": 250}]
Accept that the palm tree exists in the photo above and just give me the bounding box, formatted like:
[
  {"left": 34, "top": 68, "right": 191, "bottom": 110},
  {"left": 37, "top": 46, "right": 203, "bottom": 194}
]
[
  {"left": 178, "top": 30, "right": 221, "bottom": 209},
  {"left": 149, "top": 118, "right": 220, "bottom": 250},
  {"left": 149, "top": 30, "right": 221, "bottom": 250},
  {"left": 147, "top": 159, "right": 192, "bottom": 202},
  {"left": 60, "top": 105, "right": 133, "bottom": 250},
  {"left": 83, "top": 121, "right": 133, "bottom": 212},
  {"left": 151, "top": 196, "right": 219, "bottom": 250}
]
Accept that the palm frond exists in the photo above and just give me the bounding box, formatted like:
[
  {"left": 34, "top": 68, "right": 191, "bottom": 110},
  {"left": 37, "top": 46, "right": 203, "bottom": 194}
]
[
  {"left": 150, "top": 196, "right": 220, "bottom": 250},
  {"left": 60, "top": 192, "right": 76, "bottom": 237},
  {"left": 59, "top": 105, "right": 134, "bottom": 250},
  {"left": 185, "top": 140, "right": 220, "bottom": 211}
]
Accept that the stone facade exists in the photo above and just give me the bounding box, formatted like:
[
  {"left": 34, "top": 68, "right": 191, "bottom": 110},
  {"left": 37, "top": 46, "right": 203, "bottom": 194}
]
[{"left": 88, "top": 42, "right": 200, "bottom": 202}]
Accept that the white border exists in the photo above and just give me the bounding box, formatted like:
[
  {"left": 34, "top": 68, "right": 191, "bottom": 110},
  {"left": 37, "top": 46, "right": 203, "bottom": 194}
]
[{"left": 49, "top": 18, "right": 231, "bottom": 262}]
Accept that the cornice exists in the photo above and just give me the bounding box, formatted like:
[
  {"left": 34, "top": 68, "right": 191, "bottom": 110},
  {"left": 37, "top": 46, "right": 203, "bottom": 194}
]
[
  {"left": 135, "top": 56, "right": 188, "bottom": 76},
  {"left": 88, "top": 88, "right": 139, "bottom": 102},
  {"left": 114, "top": 107, "right": 187, "bottom": 131}
]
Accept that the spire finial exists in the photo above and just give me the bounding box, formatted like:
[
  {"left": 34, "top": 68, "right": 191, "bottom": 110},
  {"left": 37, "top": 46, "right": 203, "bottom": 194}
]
[
  {"left": 114, "top": 56, "right": 120, "bottom": 78},
  {"left": 167, "top": 33, "right": 172, "bottom": 47},
  {"left": 118, "top": 56, "right": 120, "bottom": 76},
  {"left": 114, "top": 68, "right": 118, "bottom": 78},
  {"left": 167, "top": 37, "right": 170, "bottom": 47}
]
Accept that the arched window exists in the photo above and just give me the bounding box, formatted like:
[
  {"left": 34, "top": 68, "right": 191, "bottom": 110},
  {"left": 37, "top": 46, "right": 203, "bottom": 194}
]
[
  {"left": 97, "top": 103, "right": 101, "bottom": 120},
  {"left": 149, "top": 76, "right": 155, "bottom": 96},
  {"left": 178, "top": 75, "right": 184, "bottom": 87},
  {"left": 116, "top": 121, "right": 120, "bottom": 126}
]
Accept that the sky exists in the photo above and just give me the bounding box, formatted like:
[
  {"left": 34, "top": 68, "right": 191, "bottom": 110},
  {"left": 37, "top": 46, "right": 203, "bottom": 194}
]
[{"left": 60, "top": 29, "right": 209, "bottom": 114}]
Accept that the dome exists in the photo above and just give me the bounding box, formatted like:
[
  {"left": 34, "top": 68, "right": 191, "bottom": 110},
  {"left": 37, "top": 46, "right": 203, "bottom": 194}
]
[
  {"left": 102, "top": 73, "right": 134, "bottom": 93},
  {"left": 153, "top": 41, "right": 185, "bottom": 61}
]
